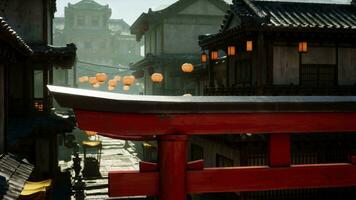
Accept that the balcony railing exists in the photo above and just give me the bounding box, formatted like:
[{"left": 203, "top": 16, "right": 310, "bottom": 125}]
[{"left": 204, "top": 85, "right": 356, "bottom": 96}]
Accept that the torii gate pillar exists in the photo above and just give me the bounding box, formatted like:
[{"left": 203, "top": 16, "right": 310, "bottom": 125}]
[{"left": 158, "top": 135, "right": 188, "bottom": 200}]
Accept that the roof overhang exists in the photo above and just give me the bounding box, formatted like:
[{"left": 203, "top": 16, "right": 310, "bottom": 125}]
[{"left": 31, "top": 43, "right": 77, "bottom": 69}]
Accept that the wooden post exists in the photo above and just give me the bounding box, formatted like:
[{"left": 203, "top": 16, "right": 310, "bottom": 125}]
[
  {"left": 269, "top": 133, "right": 291, "bottom": 167},
  {"left": 257, "top": 33, "right": 265, "bottom": 95},
  {"left": 208, "top": 50, "right": 215, "bottom": 88},
  {"left": 158, "top": 135, "right": 188, "bottom": 200}
]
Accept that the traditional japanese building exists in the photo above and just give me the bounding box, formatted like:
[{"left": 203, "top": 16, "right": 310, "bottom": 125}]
[
  {"left": 1, "top": 0, "right": 77, "bottom": 183},
  {"left": 130, "top": 0, "right": 228, "bottom": 95},
  {"left": 199, "top": 0, "right": 356, "bottom": 96},
  {"left": 53, "top": 0, "right": 142, "bottom": 88},
  {"left": 194, "top": 0, "right": 356, "bottom": 199}
]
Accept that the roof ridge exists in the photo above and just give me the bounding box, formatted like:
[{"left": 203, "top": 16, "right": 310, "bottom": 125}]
[{"left": 239, "top": 0, "right": 267, "bottom": 18}]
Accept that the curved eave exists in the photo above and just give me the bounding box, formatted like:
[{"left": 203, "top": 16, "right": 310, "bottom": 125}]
[
  {"left": 0, "top": 17, "right": 33, "bottom": 56},
  {"left": 48, "top": 85, "right": 356, "bottom": 114}
]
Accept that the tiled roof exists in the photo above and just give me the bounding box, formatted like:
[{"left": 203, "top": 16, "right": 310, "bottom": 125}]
[
  {"left": 31, "top": 43, "right": 77, "bottom": 69},
  {"left": 0, "top": 154, "right": 34, "bottom": 200},
  {"left": 221, "top": 0, "right": 356, "bottom": 31},
  {"left": 0, "top": 17, "right": 32, "bottom": 55},
  {"left": 256, "top": 1, "right": 356, "bottom": 29},
  {"left": 69, "top": 0, "right": 109, "bottom": 10},
  {"left": 200, "top": 0, "right": 356, "bottom": 47},
  {"left": 131, "top": 0, "right": 228, "bottom": 41}
]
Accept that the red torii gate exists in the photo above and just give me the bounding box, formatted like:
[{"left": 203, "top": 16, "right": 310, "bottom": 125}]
[{"left": 49, "top": 86, "right": 356, "bottom": 200}]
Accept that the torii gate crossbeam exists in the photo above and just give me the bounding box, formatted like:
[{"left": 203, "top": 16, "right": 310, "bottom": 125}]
[{"left": 48, "top": 86, "right": 356, "bottom": 200}]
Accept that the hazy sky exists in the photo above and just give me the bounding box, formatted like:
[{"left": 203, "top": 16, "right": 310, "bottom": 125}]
[{"left": 55, "top": 0, "right": 351, "bottom": 25}]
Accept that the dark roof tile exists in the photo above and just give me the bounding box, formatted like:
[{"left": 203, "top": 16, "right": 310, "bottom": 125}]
[{"left": 0, "top": 17, "right": 32, "bottom": 55}]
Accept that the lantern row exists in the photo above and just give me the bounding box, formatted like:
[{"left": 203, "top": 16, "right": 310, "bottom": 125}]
[
  {"left": 201, "top": 41, "right": 308, "bottom": 63},
  {"left": 78, "top": 73, "right": 135, "bottom": 92}
]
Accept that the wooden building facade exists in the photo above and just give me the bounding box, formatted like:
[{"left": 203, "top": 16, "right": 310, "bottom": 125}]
[
  {"left": 199, "top": 0, "right": 356, "bottom": 96},
  {"left": 130, "top": 0, "right": 228, "bottom": 95},
  {"left": 195, "top": 0, "right": 356, "bottom": 199},
  {"left": 1, "top": 0, "right": 77, "bottom": 181}
]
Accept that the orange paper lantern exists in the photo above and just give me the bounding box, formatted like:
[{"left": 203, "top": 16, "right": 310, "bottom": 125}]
[
  {"left": 123, "top": 75, "right": 135, "bottom": 86},
  {"left": 108, "top": 79, "right": 117, "bottom": 87},
  {"left": 181, "top": 63, "right": 194, "bottom": 73},
  {"left": 96, "top": 73, "right": 108, "bottom": 82},
  {"left": 151, "top": 73, "right": 164, "bottom": 83}
]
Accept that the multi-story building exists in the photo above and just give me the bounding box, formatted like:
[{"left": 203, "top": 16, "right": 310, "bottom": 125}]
[
  {"left": 196, "top": 0, "right": 356, "bottom": 199},
  {"left": 130, "top": 0, "right": 228, "bottom": 95},
  {"left": 1, "top": 0, "right": 76, "bottom": 186},
  {"left": 53, "top": 0, "right": 142, "bottom": 90}
]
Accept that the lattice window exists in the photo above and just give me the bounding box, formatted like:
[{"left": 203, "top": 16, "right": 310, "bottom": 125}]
[{"left": 300, "top": 64, "right": 336, "bottom": 87}]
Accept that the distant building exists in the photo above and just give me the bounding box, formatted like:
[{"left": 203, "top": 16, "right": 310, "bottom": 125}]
[
  {"left": 53, "top": 0, "right": 142, "bottom": 91},
  {"left": 130, "top": 0, "right": 228, "bottom": 95}
]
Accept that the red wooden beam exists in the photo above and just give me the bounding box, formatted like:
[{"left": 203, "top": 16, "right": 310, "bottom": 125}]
[
  {"left": 188, "top": 160, "right": 204, "bottom": 171},
  {"left": 188, "top": 164, "right": 356, "bottom": 194},
  {"left": 75, "top": 110, "right": 356, "bottom": 137},
  {"left": 109, "top": 171, "right": 158, "bottom": 197},
  {"left": 139, "top": 162, "right": 158, "bottom": 172},
  {"left": 109, "top": 164, "right": 356, "bottom": 197}
]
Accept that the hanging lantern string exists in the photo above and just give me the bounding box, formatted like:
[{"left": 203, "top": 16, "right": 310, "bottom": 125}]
[{"left": 77, "top": 60, "right": 130, "bottom": 70}]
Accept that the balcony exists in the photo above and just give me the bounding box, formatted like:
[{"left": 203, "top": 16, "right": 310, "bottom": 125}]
[{"left": 204, "top": 85, "right": 356, "bottom": 96}]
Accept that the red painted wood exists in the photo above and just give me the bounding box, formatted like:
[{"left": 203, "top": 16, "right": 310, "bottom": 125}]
[
  {"left": 158, "top": 135, "right": 188, "bottom": 200},
  {"left": 139, "top": 161, "right": 158, "bottom": 172},
  {"left": 269, "top": 134, "right": 291, "bottom": 167},
  {"left": 187, "top": 164, "right": 356, "bottom": 194},
  {"left": 351, "top": 156, "right": 356, "bottom": 165},
  {"left": 108, "top": 171, "right": 158, "bottom": 197},
  {"left": 109, "top": 164, "right": 356, "bottom": 197},
  {"left": 75, "top": 110, "right": 356, "bottom": 137},
  {"left": 108, "top": 135, "right": 156, "bottom": 141},
  {"left": 187, "top": 160, "right": 204, "bottom": 170}
]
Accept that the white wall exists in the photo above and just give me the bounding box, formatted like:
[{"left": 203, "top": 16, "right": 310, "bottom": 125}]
[
  {"left": 164, "top": 23, "right": 221, "bottom": 54},
  {"left": 338, "top": 48, "right": 356, "bottom": 85},
  {"left": 273, "top": 46, "right": 300, "bottom": 85}
]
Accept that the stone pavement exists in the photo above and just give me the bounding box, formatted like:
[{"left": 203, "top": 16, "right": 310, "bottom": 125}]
[{"left": 72, "top": 136, "right": 141, "bottom": 200}]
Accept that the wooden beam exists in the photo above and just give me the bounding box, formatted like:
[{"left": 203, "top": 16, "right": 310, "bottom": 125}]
[
  {"left": 109, "top": 164, "right": 356, "bottom": 197},
  {"left": 76, "top": 110, "right": 356, "bottom": 137},
  {"left": 187, "top": 164, "right": 356, "bottom": 194},
  {"left": 109, "top": 171, "right": 158, "bottom": 197}
]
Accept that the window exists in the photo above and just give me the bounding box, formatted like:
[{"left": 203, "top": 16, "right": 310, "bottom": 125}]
[
  {"left": 91, "top": 16, "right": 99, "bottom": 26},
  {"left": 191, "top": 144, "right": 204, "bottom": 161},
  {"left": 301, "top": 64, "right": 336, "bottom": 87},
  {"left": 33, "top": 70, "right": 44, "bottom": 112},
  {"left": 34, "top": 70, "right": 44, "bottom": 98},
  {"left": 216, "top": 154, "right": 234, "bottom": 167},
  {"left": 77, "top": 16, "right": 85, "bottom": 26}
]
